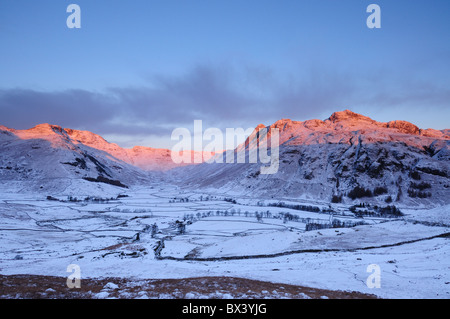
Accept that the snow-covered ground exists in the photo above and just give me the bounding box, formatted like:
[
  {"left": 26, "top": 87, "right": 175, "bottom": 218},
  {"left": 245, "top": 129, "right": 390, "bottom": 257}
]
[{"left": 0, "top": 181, "right": 449, "bottom": 299}]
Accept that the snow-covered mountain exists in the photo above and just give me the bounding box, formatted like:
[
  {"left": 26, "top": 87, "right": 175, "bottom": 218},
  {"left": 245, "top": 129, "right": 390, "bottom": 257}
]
[
  {"left": 1, "top": 110, "right": 449, "bottom": 205},
  {"left": 63, "top": 127, "right": 214, "bottom": 171},
  {"left": 0, "top": 123, "right": 150, "bottom": 194},
  {"left": 172, "top": 110, "right": 450, "bottom": 206},
  {"left": 1, "top": 112, "right": 448, "bottom": 300},
  {"left": 0, "top": 123, "right": 217, "bottom": 194}
]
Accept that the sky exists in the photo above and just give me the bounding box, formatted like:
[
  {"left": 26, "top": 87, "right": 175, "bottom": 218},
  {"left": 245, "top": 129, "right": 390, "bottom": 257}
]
[{"left": 0, "top": 0, "right": 449, "bottom": 149}]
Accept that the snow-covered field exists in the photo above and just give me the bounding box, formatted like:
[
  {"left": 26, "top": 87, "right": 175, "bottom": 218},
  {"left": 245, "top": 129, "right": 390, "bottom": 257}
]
[{"left": 0, "top": 181, "right": 449, "bottom": 299}]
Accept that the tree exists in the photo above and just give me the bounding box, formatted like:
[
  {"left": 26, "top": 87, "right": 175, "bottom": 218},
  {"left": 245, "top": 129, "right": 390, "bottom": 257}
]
[
  {"left": 348, "top": 186, "right": 373, "bottom": 200},
  {"left": 151, "top": 223, "right": 158, "bottom": 238},
  {"left": 175, "top": 220, "right": 186, "bottom": 234},
  {"left": 331, "top": 194, "right": 342, "bottom": 203},
  {"left": 256, "top": 212, "right": 263, "bottom": 222}
]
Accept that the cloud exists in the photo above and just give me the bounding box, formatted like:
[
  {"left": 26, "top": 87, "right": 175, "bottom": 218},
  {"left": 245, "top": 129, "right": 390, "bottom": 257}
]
[
  {"left": 1, "top": 62, "right": 449, "bottom": 148},
  {"left": 0, "top": 88, "right": 119, "bottom": 130}
]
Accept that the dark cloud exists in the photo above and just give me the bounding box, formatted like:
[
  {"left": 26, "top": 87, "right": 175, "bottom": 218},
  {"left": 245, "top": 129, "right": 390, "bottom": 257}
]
[{"left": 0, "top": 88, "right": 119, "bottom": 130}]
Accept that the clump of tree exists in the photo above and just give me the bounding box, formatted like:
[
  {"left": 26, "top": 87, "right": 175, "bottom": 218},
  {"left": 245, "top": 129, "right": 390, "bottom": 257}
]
[
  {"left": 409, "top": 182, "right": 431, "bottom": 191},
  {"left": 305, "top": 219, "right": 366, "bottom": 231},
  {"left": 175, "top": 220, "right": 186, "bottom": 234},
  {"left": 409, "top": 170, "right": 421, "bottom": 181},
  {"left": 331, "top": 194, "right": 343, "bottom": 203},
  {"left": 224, "top": 197, "right": 237, "bottom": 204},
  {"left": 47, "top": 195, "right": 120, "bottom": 203},
  {"left": 407, "top": 180, "right": 432, "bottom": 198},
  {"left": 377, "top": 205, "right": 403, "bottom": 216},
  {"left": 268, "top": 202, "right": 321, "bottom": 213},
  {"left": 349, "top": 203, "right": 403, "bottom": 217},
  {"left": 347, "top": 185, "right": 388, "bottom": 199},
  {"left": 67, "top": 195, "right": 117, "bottom": 203},
  {"left": 373, "top": 186, "right": 388, "bottom": 196},
  {"left": 198, "top": 195, "right": 214, "bottom": 201},
  {"left": 347, "top": 186, "right": 373, "bottom": 200},
  {"left": 169, "top": 197, "right": 190, "bottom": 203},
  {"left": 407, "top": 188, "right": 431, "bottom": 198}
]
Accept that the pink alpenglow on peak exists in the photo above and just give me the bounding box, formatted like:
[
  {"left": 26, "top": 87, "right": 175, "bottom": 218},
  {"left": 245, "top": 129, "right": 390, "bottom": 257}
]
[
  {"left": 261, "top": 110, "right": 449, "bottom": 148},
  {"left": 0, "top": 110, "right": 448, "bottom": 172},
  {"left": 0, "top": 124, "right": 215, "bottom": 171}
]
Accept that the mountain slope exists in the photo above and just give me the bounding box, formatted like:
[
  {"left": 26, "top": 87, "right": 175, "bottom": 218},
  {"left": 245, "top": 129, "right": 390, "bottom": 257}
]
[
  {"left": 171, "top": 110, "right": 450, "bottom": 206},
  {"left": 1, "top": 110, "right": 449, "bottom": 205},
  {"left": 0, "top": 124, "right": 151, "bottom": 194},
  {"left": 63, "top": 127, "right": 214, "bottom": 171}
]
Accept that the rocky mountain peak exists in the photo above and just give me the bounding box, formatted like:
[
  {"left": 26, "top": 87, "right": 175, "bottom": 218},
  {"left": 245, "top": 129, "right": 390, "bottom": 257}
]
[{"left": 327, "top": 110, "right": 375, "bottom": 124}]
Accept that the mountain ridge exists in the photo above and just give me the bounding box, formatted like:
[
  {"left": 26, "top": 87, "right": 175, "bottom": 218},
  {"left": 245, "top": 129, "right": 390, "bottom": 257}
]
[
  {"left": 1, "top": 110, "right": 449, "bottom": 156},
  {"left": 0, "top": 123, "right": 214, "bottom": 171},
  {"left": 168, "top": 110, "right": 450, "bottom": 206},
  {"left": 1, "top": 110, "right": 449, "bottom": 205}
]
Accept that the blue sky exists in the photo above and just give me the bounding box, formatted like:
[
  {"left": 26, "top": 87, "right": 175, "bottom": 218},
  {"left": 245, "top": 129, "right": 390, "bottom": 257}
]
[{"left": 0, "top": 0, "right": 449, "bottom": 148}]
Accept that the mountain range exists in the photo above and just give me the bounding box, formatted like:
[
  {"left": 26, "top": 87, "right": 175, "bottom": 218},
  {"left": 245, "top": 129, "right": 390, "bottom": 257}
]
[{"left": 1, "top": 110, "right": 449, "bottom": 205}]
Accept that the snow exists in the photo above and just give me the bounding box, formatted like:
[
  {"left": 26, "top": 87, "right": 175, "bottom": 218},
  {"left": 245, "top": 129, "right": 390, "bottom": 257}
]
[
  {"left": 0, "top": 113, "right": 449, "bottom": 299},
  {"left": 168, "top": 111, "right": 449, "bottom": 206},
  {"left": 0, "top": 183, "right": 448, "bottom": 299},
  {"left": 103, "top": 282, "right": 119, "bottom": 290},
  {"left": 94, "top": 291, "right": 110, "bottom": 299}
]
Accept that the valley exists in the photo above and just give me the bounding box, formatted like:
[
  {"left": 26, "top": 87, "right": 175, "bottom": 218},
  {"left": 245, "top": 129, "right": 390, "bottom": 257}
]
[
  {"left": 1, "top": 110, "right": 449, "bottom": 299},
  {"left": 0, "top": 181, "right": 448, "bottom": 299}
]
